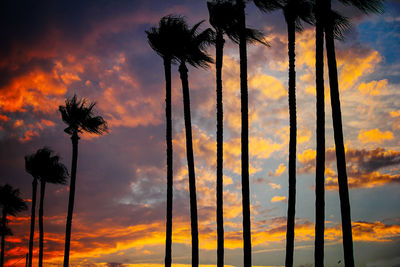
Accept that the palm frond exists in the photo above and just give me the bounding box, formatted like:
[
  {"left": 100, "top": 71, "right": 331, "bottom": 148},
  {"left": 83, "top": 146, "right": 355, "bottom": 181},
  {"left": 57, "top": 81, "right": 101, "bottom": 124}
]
[
  {"left": 339, "top": 0, "right": 384, "bottom": 14},
  {"left": 25, "top": 147, "right": 69, "bottom": 185},
  {"left": 329, "top": 9, "right": 351, "bottom": 41},
  {"left": 59, "top": 94, "right": 108, "bottom": 136},
  {"left": 0, "top": 184, "right": 27, "bottom": 217},
  {"left": 254, "top": 0, "right": 283, "bottom": 12},
  {"left": 146, "top": 14, "right": 188, "bottom": 64}
]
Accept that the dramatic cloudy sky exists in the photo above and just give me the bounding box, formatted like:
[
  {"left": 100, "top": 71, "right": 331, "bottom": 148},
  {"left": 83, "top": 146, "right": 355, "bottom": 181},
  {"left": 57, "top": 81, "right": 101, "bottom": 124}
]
[{"left": 1, "top": 0, "right": 400, "bottom": 266}]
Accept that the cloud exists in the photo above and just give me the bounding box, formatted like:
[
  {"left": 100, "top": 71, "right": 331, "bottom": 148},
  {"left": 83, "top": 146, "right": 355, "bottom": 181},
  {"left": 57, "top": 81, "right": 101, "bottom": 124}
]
[
  {"left": 358, "top": 129, "right": 394, "bottom": 144},
  {"left": 358, "top": 79, "right": 388, "bottom": 96},
  {"left": 298, "top": 147, "right": 400, "bottom": 189},
  {"left": 269, "top": 163, "right": 286, "bottom": 177},
  {"left": 271, "top": 196, "right": 287, "bottom": 203}
]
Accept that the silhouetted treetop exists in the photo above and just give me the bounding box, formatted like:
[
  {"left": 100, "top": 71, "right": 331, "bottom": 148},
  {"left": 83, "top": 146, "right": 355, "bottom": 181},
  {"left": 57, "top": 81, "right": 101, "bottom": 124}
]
[{"left": 59, "top": 94, "right": 108, "bottom": 136}]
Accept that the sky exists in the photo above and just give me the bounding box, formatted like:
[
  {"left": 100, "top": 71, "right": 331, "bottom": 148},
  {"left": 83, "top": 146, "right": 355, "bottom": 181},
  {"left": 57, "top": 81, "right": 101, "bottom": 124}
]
[{"left": 1, "top": 0, "right": 400, "bottom": 266}]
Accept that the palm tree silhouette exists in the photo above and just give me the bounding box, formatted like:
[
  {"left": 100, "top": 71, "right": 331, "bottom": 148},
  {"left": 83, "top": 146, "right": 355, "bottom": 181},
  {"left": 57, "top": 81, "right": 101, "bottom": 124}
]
[
  {"left": 255, "top": 0, "right": 313, "bottom": 266},
  {"left": 314, "top": 7, "right": 351, "bottom": 265},
  {"left": 323, "top": 0, "right": 382, "bottom": 265},
  {"left": 24, "top": 153, "right": 40, "bottom": 267},
  {"left": 236, "top": 0, "right": 269, "bottom": 265},
  {"left": 314, "top": 0, "right": 326, "bottom": 264},
  {"left": 0, "top": 184, "right": 27, "bottom": 267},
  {"left": 207, "top": 1, "right": 267, "bottom": 265},
  {"left": 59, "top": 95, "right": 108, "bottom": 267},
  {"left": 175, "top": 18, "right": 213, "bottom": 267},
  {"left": 26, "top": 148, "right": 68, "bottom": 267},
  {"left": 145, "top": 15, "right": 186, "bottom": 267}
]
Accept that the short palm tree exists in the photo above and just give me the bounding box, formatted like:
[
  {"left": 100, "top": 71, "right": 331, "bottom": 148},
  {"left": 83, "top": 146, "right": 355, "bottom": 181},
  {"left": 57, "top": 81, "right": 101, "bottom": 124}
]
[
  {"left": 323, "top": 1, "right": 382, "bottom": 265},
  {"left": 59, "top": 95, "right": 108, "bottom": 267},
  {"left": 145, "top": 15, "right": 186, "bottom": 267},
  {"left": 174, "top": 19, "right": 213, "bottom": 267},
  {"left": 0, "top": 184, "right": 27, "bottom": 267},
  {"left": 207, "top": 1, "right": 267, "bottom": 266},
  {"left": 26, "top": 148, "right": 68, "bottom": 267},
  {"left": 254, "top": 0, "right": 313, "bottom": 266}
]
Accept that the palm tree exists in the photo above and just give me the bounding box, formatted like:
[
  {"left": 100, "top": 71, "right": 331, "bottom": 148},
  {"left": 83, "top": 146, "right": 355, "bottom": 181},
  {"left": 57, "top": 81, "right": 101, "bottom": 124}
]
[
  {"left": 235, "top": 0, "right": 270, "bottom": 265},
  {"left": 323, "top": 0, "right": 382, "bottom": 265},
  {"left": 26, "top": 148, "right": 68, "bottom": 267},
  {"left": 59, "top": 95, "right": 108, "bottom": 267},
  {"left": 0, "top": 184, "right": 27, "bottom": 267},
  {"left": 254, "top": 0, "right": 313, "bottom": 266},
  {"left": 314, "top": 0, "right": 325, "bottom": 264},
  {"left": 24, "top": 154, "right": 40, "bottom": 267},
  {"left": 174, "top": 19, "right": 213, "bottom": 267},
  {"left": 145, "top": 15, "right": 186, "bottom": 267},
  {"left": 207, "top": 2, "right": 267, "bottom": 266}
]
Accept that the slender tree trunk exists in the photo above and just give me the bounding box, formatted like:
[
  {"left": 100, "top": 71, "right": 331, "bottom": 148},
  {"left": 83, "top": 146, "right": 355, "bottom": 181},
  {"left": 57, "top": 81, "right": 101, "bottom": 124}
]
[
  {"left": 38, "top": 181, "right": 46, "bottom": 267},
  {"left": 28, "top": 178, "right": 38, "bottom": 267},
  {"left": 285, "top": 19, "right": 296, "bottom": 267},
  {"left": 215, "top": 31, "right": 225, "bottom": 267},
  {"left": 238, "top": 1, "right": 252, "bottom": 266},
  {"left": 179, "top": 62, "right": 199, "bottom": 267},
  {"left": 164, "top": 58, "right": 173, "bottom": 267},
  {"left": 0, "top": 210, "right": 6, "bottom": 267},
  {"left": 63, "top": 131, "right": 79, "bottom": 267},
  {"left": 315, "top": 0, "right": 326, "bottom": 264},
  {"left": 314, "top": 0, "right": 325, "bottom": 267},
  {"left": 325, "top": 2, "right": 354, "bottom": 266}
]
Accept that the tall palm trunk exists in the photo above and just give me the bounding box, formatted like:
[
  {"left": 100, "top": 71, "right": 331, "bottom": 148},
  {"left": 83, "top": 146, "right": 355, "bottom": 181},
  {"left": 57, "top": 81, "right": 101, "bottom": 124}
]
[
  {"left": 164, "top": 58, "right": 173, "bottom": 267},
  {"left": 325, "top": 1, "right": 354, "bottom": 265},
  {"left": 28, "top": 178, "right": 37, "bottom": 267},
  {"left": 314, "top": 0, "right": 326, "bottom": 264},
  {"left": 285, "top": 18, "right": 296, "bottom": 267},
  {"left": 179, "top": 62, "right": 199, "bottom": 267},
  {"left": 238, "top": 1, "right": 251, "bottom": 266},
  {"left": 215, "top": 30, "right": 225, "bottom": 267},
  {"left": 63, "top": 131, "right": 79, "bottom": 267},
  {"left": 38, "top": 181, "right": 46, "bottom": 267},
  {"left": 0, "top": 210, "right": 6, "bottom": 267}
]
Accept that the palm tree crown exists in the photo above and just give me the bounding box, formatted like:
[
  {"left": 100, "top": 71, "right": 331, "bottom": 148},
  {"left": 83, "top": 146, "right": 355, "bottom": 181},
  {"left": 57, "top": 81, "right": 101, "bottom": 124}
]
[
  {"left": 146, "top": 15, "right": 188, "bottom": 64},
  {"left": 25, "top": 148, "right": 68, "bottom": 185},
  {"left": 175, "top": 20, "right": 214, "bottom": 68},
  {"left": 59, "top": 94, "right": 108, "bottom": 136},
  {"left": 0, "top": 184, "right": 27, "bottom": 217},
  {"left": 208, "top": 0, "right": 268, "bottom": 45}
]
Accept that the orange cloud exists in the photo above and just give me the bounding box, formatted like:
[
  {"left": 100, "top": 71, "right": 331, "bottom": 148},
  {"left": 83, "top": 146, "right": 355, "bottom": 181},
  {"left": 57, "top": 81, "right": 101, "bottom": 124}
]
[
  {"left": 0, "top": 68, "right": 67, "bottom": 114},
  {"left": 358, "top": 79, "right": 388, "bottom": 96},
  {"left": 271, "top": 196, "right": 287, "bottom": 203},
  {"left": 269, "top": 163, "right": 286, "bottom": 177},
  {"left": 358, "top": 129, "right": 394, "bottom": 144}
]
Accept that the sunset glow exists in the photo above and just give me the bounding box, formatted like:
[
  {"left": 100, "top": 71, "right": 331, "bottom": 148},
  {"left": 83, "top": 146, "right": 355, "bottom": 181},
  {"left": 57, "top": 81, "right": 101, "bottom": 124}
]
[{"left": 1, "top": 0, "right": 400, "bottom": 266}]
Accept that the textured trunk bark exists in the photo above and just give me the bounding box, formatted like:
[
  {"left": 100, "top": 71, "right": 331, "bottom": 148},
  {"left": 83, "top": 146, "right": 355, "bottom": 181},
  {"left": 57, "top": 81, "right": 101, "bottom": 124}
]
[
  {"left": 0, "top": 210, "right": 6, "bottom": 267},
  {"left": 164, "top": 58, "right": 173, "bottom": 267},
  {"left": 38, "top": 181, "right": 46, "bottom": 267},
  {"left": 63, "top": 131, "right": 79, "bottom": 267},
  {"left": 325, "top": 1, "right": 354, "bottom": 265},
  {"left": 215, "top": 31, "right": 225, "bottom": 267},
  {"left": 179, "top": 62, "right": 199, "bottom": 267},
  {"left": 285, "top": 18, "right": 296, "bottom": 267},
  {"left": 238, "top": 1, "right": 252, "bottom": 266},
  {"left": 28, "top": 178, "right": 37, "bottom": 267},
  {"left": 314, "top": 0, "right": 326, "bottom": 264}
]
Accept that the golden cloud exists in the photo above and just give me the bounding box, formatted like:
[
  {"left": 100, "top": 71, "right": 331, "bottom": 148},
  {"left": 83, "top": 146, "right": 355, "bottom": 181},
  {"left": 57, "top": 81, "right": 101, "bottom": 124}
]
[{"left": 358, "top": 129, "right": 394, "bottom": 144}]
